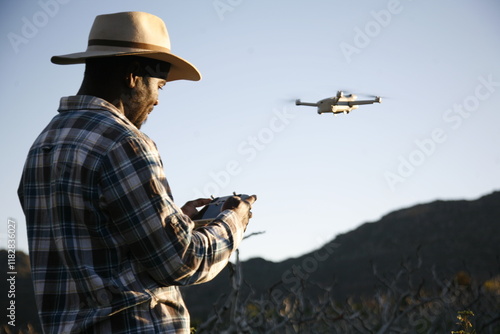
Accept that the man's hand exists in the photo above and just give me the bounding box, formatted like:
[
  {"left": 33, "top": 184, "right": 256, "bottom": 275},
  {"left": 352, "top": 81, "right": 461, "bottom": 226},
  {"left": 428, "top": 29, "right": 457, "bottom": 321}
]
[
  {"left": 222, "top": 195, "right": 257, "bottom": 229},
  {"left": 181, "top": 198, "right": 212, "bottom": 218}
]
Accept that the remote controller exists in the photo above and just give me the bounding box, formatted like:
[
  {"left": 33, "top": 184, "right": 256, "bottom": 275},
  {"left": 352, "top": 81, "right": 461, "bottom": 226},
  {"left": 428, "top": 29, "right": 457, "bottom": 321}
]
[{"left": 192, "top": 193, "right": 250, "bottom": 226}]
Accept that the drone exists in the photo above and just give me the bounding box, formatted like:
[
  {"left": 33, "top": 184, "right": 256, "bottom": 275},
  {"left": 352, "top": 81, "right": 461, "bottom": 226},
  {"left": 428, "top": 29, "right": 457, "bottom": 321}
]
[{"left": 295, "top": 91, "right": 381, "bottom": 115}]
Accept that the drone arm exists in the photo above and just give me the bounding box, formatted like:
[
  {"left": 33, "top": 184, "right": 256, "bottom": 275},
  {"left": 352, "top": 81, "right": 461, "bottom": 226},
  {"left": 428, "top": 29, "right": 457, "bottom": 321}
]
[
  {"left": 295, "top": 99, "right": 318, "bottom": 107},
  {"left": 346, "top": 98, "right": 382, "bottom": 106}
]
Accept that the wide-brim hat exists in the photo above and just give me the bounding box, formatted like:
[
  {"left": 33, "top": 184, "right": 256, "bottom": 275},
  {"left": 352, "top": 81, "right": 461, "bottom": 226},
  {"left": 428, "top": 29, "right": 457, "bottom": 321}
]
[{"left": 51, "top": 11, "right": 201, "bottom": 82}]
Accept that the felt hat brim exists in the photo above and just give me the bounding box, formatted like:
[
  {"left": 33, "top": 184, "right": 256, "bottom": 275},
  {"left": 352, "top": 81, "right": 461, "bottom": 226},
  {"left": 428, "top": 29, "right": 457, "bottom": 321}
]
[{"left": 51, "top": 49, "right": 201, "bottom": 82}]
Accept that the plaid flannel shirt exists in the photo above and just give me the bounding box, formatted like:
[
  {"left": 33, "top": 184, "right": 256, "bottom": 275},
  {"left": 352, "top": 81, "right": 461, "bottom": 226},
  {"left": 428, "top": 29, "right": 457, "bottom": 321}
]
[{"left": 18, "top": 96, "right": 245, "bottom": 333}]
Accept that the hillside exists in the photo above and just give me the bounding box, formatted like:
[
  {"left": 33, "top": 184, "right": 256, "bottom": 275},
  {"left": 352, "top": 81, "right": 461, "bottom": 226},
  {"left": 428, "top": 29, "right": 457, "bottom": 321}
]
[
  {"left": 183, "top": 190, "right": 500, "bottom": 320},
  {"left": 2, "top": 191, "right": 499, "bottom": 331}
]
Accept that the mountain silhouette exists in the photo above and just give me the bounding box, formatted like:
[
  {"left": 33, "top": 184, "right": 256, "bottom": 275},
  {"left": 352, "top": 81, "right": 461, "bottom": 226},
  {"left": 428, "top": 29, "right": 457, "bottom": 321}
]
[{"left": 182, "top": 190, "right": 500, "bottom": 320}]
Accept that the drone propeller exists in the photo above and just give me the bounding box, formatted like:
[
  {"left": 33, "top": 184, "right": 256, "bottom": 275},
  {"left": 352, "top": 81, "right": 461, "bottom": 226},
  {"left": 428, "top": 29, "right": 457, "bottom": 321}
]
[
  {"left": 279, "top": 94, "right": 302, "bottom": 103},
  {"left": 356, "top": 92, "right": 389, "bottom": 100},
  {"left": 334, "top": 88, "right": 387, "bottom": 99}
]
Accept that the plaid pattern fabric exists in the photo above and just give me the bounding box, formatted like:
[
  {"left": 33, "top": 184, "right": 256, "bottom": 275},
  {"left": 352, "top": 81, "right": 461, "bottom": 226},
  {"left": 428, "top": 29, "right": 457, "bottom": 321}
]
[{"left": 18, "top": 96, "right": 244, "bottom": 333}]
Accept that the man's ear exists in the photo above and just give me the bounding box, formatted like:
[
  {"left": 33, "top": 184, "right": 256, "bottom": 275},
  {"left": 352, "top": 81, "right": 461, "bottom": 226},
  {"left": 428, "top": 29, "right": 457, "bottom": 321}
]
[{"left": 124, "top": 61, "right": 142, "bottom": 89}]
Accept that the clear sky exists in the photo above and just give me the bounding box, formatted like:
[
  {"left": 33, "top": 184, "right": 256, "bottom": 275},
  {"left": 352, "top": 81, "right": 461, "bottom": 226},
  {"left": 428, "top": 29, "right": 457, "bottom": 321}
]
[{"left": 1, "top": 0, "right": 499, "bottom": 262}]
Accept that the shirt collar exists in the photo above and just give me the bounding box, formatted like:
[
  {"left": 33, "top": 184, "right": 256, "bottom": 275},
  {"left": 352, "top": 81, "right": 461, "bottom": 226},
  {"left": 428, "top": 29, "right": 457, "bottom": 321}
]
[{"left": 58, "top": 95, "right": 132, "bottom": 126}]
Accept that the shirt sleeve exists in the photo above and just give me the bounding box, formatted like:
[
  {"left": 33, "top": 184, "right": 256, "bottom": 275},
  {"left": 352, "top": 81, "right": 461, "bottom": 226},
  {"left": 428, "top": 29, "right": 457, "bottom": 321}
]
[{"left": 99, "top": 135, "right": 245, "bottom": 286}]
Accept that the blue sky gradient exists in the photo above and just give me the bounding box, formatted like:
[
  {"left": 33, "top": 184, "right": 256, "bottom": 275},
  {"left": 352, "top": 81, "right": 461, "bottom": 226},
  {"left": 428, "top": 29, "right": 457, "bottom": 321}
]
[{"left": 1, "top": 0, "right": 499, "bottom": 261}]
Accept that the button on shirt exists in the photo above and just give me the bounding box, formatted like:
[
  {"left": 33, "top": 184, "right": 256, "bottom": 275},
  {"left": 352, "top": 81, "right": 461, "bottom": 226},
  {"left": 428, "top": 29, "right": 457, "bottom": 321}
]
[{"left": 18, "top": 96, "right": 245, "bottom": 333}]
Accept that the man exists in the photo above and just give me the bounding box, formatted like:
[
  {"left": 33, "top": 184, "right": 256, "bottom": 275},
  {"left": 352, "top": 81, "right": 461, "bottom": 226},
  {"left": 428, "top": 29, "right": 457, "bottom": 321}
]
[{"left": 18, "top": 11, "right": 256, "bottom": 333}]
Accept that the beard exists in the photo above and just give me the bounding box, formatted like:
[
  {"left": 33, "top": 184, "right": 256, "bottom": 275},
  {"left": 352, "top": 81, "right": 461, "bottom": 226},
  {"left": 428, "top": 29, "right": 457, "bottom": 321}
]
[{"left": 123, "top": 79, "right": 155, "bottom": 129}]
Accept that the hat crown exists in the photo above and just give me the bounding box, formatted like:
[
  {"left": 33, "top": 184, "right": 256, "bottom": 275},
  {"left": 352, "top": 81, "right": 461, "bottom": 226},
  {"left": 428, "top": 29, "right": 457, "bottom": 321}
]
[{"left": 88, "top": 12, "right": 171, "bottom": 51}]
